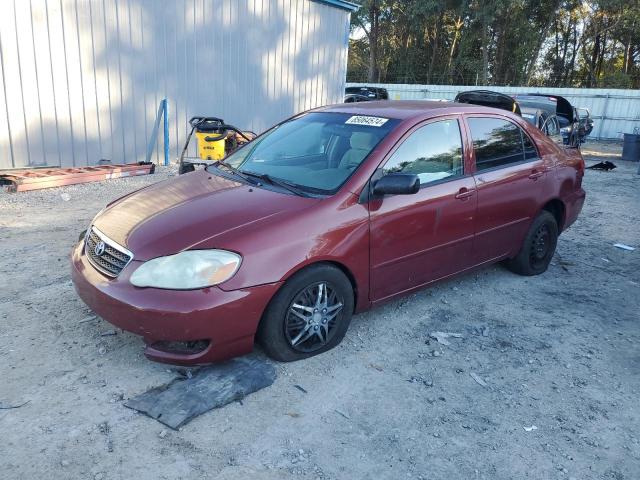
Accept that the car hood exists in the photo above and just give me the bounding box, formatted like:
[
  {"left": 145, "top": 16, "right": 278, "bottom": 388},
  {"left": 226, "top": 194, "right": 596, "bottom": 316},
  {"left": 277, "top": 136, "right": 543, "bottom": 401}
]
[{"left": 93, "top": 169, "right": 320, "bottom": 261}]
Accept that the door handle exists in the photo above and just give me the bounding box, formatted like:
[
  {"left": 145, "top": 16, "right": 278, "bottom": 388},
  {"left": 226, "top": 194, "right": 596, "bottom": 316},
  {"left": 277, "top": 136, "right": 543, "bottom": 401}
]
[
  {"left": 528, "top": 170, "right": 545, "bottom": 180},
  {"left": 455, "top": 188, "right": 476, "bottom": 200}
]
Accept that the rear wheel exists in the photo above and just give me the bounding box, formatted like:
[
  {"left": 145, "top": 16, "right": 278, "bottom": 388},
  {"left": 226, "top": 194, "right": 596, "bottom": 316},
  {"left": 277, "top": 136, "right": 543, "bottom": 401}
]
[
  {"left": 506, "top": 210, "right": 558, "bottom": 276},
  {"left": 257, "top": 264, "right": 354, "bottom": 362}
]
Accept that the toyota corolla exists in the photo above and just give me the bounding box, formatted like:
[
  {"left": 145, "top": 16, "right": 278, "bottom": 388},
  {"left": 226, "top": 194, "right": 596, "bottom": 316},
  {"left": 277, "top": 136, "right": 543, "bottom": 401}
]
[{"left": 71, "top": 101, "right": 585, "bottom": 365}]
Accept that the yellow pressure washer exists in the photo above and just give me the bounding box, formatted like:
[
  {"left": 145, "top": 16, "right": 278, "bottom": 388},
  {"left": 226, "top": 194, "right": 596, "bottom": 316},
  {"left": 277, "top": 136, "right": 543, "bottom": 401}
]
[{"left": 178, "top": 116, "right": 256, "bottom": 174}]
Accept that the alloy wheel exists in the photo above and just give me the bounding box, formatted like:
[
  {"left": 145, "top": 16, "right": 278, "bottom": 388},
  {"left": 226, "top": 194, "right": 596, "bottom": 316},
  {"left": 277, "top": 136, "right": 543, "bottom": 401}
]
[{"left": 284, "top": 282, "right": 344, "bottom": 353}]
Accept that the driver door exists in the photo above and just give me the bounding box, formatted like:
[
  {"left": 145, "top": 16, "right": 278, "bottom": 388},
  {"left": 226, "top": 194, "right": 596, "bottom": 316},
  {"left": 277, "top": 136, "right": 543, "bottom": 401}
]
[{"left": 369, "top": 118, "right": 477, "bottom": 302}]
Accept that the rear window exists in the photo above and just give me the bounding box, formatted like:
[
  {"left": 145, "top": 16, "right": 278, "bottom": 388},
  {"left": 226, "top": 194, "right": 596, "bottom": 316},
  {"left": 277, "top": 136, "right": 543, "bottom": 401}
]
[{"left": 468, "top": 117, "right": 536, "bottom": 171}]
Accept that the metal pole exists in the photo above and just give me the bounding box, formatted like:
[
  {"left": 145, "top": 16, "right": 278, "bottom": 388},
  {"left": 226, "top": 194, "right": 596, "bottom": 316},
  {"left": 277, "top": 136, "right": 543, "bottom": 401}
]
[
  {"left": 145, "top": 100, "right": 164, "bottom": 165},
  {"left": 597, "top": 93, "right": 610, "bottom": 140},
  {"left": 145, "top": 98, "right": 170, "bottom": 166},
  {"left": 163, "top": 99, "right": 169, "bottom": 166}
]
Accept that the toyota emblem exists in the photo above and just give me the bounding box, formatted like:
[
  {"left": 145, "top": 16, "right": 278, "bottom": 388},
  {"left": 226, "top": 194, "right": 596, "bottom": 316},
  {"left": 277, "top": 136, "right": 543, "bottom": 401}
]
[{"left": 94, "top": 241, "right": 106, "bottom": 256}]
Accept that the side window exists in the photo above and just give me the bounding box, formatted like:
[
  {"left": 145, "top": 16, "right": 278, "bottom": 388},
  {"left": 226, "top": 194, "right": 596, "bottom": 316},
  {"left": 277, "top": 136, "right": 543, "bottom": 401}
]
[
  {"left": 383, "top": 119, "right": 463, "bottom": 185},
  {"left": 468, "top": 117, "right": 527, "bottom": 171}
]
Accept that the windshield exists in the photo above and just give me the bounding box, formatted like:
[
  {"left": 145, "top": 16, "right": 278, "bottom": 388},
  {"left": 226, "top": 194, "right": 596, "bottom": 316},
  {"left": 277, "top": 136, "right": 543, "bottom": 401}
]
[{"left": 220, "top": 112, "right": 399, "bottom": 194}]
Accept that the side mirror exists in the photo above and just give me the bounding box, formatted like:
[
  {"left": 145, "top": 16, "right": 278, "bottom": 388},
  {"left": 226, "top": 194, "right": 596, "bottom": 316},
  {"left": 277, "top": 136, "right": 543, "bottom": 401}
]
[{"left": 372, "top": 173, "right": 420, "bottom": 196}]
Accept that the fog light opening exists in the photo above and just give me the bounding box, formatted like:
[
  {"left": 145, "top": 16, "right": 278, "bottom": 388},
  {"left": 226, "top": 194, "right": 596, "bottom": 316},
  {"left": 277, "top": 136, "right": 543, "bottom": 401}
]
[{"left": 150, "top": 340, "right": 210, "bottom": 355}]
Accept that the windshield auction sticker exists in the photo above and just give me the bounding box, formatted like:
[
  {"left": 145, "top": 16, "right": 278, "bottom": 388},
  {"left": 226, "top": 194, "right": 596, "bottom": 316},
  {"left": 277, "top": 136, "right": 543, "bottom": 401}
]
[{"left": 345, "top": 115, "right": 389, "bottom": 127}]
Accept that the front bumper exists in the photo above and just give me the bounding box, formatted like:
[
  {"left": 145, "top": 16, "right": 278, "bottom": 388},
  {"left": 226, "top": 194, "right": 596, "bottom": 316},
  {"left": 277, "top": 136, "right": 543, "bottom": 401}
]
[{"left": 71, "top": 242, "right": 281, "bottom": 365}]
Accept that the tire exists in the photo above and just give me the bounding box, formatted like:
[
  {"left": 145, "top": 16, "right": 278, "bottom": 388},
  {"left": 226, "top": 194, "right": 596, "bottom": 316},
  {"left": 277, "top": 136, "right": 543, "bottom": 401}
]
[
  {"left": 257, "top": 264, "right": 354, "bottom": 362},
  {"left": 506, "top": 210, "right": 558, "bottom": 276}
]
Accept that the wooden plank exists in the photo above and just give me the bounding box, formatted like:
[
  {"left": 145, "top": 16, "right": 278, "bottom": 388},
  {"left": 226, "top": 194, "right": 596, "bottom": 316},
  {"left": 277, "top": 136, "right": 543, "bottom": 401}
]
[{"left": 0, "top": 163, "right": 153, "bottom": 192}]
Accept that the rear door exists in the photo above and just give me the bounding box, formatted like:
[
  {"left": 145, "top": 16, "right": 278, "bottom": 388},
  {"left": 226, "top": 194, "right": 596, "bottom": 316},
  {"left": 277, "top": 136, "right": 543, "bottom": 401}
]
[
  {"left": 369, "top": 117, "right": 477, "bottom": 302},
  {"left": 464, "top": 115, "right": 547, "bottom": 264}
]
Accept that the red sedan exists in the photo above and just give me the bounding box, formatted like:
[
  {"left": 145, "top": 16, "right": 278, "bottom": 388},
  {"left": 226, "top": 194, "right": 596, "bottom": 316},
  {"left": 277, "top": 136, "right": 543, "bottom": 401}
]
[{"left": 71, "top": 101, "right": 585, "bottom": 365}]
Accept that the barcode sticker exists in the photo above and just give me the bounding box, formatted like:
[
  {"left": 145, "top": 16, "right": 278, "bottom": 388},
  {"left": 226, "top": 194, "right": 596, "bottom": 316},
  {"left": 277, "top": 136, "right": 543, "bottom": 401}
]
[{"left": 345, "top": 115, "right": 389, "bottom": 127}]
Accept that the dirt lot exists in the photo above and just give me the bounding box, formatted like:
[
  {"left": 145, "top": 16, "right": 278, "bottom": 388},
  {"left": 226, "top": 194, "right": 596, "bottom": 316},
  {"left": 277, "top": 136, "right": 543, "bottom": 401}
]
[{"left": 1, "top": 143, "right": 639, "bottom": 480}]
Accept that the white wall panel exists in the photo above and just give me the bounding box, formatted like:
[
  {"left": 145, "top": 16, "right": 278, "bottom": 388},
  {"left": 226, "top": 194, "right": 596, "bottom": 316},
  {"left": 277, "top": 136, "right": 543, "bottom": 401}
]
[{"left": 0, "top": 0, "right": 352, "bottom": 169}]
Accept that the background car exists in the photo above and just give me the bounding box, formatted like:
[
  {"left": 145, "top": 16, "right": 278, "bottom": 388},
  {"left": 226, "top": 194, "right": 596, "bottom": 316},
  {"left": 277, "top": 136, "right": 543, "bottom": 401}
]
[
  {"left": 344, "top": 93, "right": 374, "bottom": 103},
  {"left": 520, "top": 107, "right": 563, "bottom": 145},
  {"left": 345, "top": 86, "right": 389, "bottom": 100},
  {"left": 454, "top": 90, "right": 522, "bottom": 115},
  {"left": 576, "top": 107, "right": 594, "bottom": 140},
  {"left": 455, "top": 90, "right": 564, "bottom": 145},
  {"left": 512, "top": 94, "right": 580, "bottom": 147}
]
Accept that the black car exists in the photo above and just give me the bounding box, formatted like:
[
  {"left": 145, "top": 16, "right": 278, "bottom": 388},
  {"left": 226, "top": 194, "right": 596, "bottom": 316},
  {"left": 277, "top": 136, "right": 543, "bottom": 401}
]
[
  {"left": 512, "top": 94, "right": 580, "bottom": 147},
  {"left": 576, "top": 107, "right": 594, "bottom": 140},
  {"left": 345, "top": 86, "right": 389, "bottom": 100},
  {"left": 520, "top": 107, "right": 562, "bottom": 144},
  {"left": 455, "top": 90, "right": 521, "bottom": 114},
  {"left": 455, "top": 90, "right": 571, "bottom": 147},
  {"left": 343, "top": 93, "right": 374, "bottom": 103}
]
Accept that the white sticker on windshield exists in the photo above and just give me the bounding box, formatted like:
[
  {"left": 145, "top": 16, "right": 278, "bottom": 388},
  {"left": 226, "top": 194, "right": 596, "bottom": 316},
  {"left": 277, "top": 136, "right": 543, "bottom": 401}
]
[{"left": 345, "top": 115, "right": 389, "bottom": 127}]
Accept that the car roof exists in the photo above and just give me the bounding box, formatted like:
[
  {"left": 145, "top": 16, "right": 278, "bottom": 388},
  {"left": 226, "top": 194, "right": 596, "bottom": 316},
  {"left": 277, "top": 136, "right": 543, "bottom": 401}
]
[{"left": 318, "top": 100, "right": 517, "bottom": 121}]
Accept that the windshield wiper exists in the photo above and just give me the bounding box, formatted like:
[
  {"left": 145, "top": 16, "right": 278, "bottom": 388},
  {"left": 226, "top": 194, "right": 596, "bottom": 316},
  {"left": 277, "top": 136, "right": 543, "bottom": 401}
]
[
  {"left": 213, "top": 162, "right": 257, "bottom": 185},
  {"left": 241, "top": 171, "right": 311, "bottom": 197}
]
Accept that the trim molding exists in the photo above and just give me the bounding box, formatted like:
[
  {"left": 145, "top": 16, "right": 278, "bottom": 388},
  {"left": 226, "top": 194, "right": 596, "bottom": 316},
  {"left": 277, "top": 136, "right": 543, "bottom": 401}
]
[{"left": 311, "top": 0, "right": 359, "bottom": 12}]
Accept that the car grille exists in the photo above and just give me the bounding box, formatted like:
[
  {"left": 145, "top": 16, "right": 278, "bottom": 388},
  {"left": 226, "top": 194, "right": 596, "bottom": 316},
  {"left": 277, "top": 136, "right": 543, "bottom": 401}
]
[{"left": 84, "top": 227, "right": 133, "bottom": 277}]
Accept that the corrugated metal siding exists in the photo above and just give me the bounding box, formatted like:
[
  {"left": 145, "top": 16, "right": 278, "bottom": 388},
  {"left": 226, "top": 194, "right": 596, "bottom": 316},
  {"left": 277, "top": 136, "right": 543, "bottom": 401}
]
[
  {"left": 347, "top": 83, "right": 640, "bottom": 140},
  {"left": 0, "top": 0, "right": 351, "bottom": 169}
]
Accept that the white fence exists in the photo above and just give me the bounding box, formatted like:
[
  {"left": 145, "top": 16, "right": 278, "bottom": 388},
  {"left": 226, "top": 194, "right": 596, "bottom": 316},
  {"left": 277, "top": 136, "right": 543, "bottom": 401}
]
[{"left": 347, "top": 83, "right": 640, "bottom": 140}]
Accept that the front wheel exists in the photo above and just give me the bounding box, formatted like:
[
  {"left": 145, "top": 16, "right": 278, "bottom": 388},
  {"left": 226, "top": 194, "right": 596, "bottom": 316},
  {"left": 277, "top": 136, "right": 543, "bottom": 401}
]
[
  {"left": 257, "top": 264, "right": 354, "bottom": 362},
  {"left": 506, "top": 210, "right": 558, "bottom": 276}
]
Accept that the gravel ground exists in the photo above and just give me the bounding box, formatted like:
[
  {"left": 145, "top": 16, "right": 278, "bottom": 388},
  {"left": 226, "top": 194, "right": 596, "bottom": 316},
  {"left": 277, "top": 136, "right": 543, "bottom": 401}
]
[{"left": 1, "top": 143, "right": 639, "bottom": 480}]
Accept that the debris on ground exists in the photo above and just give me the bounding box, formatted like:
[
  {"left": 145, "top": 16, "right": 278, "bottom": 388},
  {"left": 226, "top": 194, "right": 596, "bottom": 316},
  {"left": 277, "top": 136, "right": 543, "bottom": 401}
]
[
  {"left": 586, "top": 161, "right": 617, "bottom": 171},
  {"left": 613, "top": 243, "right": 635, "bottom": 251},
  {"left": 0, "top": 400, "right": 30, "bottom": 410},
  {"left": 293, "top": 384, "right": 308, "bottom": 394},
  {"left": 523, "top": 425, "right": 538, "bottom": 432},
  {"left": 429, "top": 331, "right": 463, "bottom": 346},
  {"left": 173, "top": 368, "right": 195, "bottom": 379},
  {"left": 78, "top": 316, "right": 98, "bottom": 324},
  {"left": 335, "top": 409, "right": 351, "bottom": 420},
  {"left": 469, "top": 372, "right": 488, "bottom": 387},
  {"left": 124, "top": 355, "right": 276, "bottom": 429}
]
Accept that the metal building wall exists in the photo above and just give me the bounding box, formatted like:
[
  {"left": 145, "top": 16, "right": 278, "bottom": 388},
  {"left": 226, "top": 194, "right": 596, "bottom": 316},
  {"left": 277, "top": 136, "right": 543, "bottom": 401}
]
[
  {"left": 0, "top": 0, "right": 351, "bottom": 169},
  {"left": 347, "top": 83, "right": 640, "bottom": 140}
]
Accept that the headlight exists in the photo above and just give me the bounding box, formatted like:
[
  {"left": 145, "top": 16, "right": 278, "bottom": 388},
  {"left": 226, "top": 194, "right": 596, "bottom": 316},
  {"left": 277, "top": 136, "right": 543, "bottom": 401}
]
[{"left": 130, "top": 250, "right": 241, "bottom": 289}]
